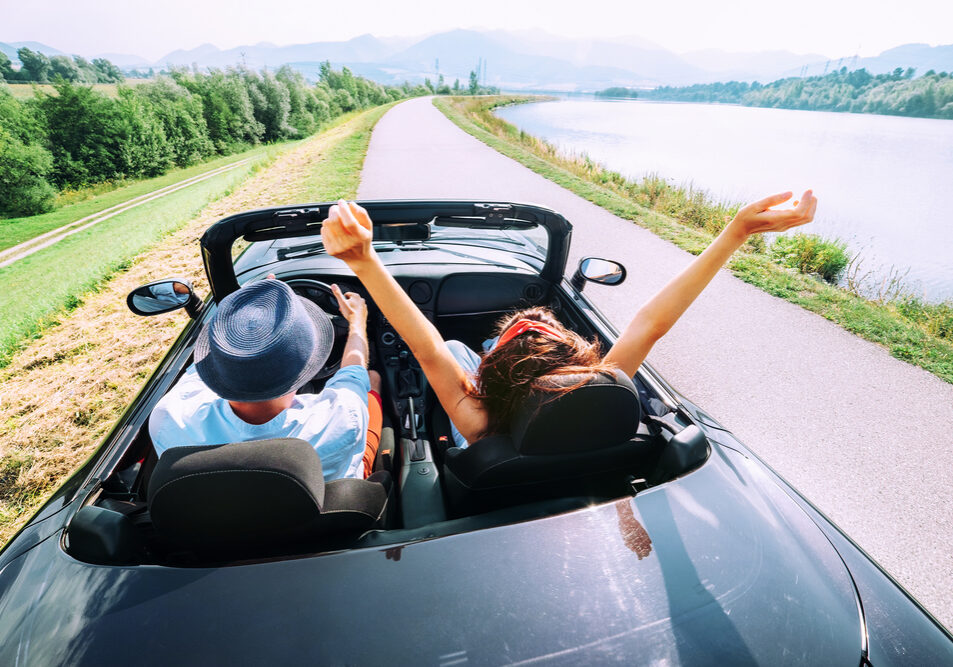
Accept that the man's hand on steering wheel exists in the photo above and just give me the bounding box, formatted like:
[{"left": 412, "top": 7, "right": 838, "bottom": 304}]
[
  {"left": 331, "top": 284, "right": 367, "bottom": 330},
  {"left": 332, "top": 284, "right": 370, "bottom": 370}
]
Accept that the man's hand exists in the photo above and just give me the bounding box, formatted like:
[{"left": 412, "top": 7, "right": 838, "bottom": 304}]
[
  {"left": 728, "top": 189, "right": 818, "bottom": 238},
  {"left": 322, "top": 200, "right": 375, "bottom": 267},
  {"left": 331, "top": 284, "right": 367, "bottom": 328}
]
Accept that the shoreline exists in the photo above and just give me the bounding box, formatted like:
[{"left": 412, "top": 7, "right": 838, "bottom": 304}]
[{"left": 433, "top": 95, "right": 953, "bottom": 384}]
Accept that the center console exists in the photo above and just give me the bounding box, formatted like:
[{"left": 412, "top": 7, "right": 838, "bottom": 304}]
[{"left": 376, "top": 313, "right": 446, "bottom": 528}]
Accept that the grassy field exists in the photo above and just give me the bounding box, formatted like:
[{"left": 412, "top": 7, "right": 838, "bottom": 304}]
[
  {"left": 0, "top": 102, "right": 397, "bottom": 544},
  {"left": 0, "top": 145, "right": 284, "bottom": 252},
  {"left": 3, "top": 80, "right": 153, "bottom": 99},
  {"left": 434, "top": 95, "right": 953, "bottom": 384},
  {"left": 0, "top": 147, "right": 283, "bottom": 366}
]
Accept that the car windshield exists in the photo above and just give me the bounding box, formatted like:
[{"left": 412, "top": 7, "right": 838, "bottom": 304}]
[{"left": 269, "top": 216, "right": 550, "bottom": 265}]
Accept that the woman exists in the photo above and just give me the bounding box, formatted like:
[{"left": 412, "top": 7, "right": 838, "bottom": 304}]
[{"left": 321, "top": 191, "right": 817, "bottom": 446}]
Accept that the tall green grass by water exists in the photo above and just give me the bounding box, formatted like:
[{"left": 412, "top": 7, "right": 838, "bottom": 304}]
[{"left": 435, "top": 95, "right": 953, "bottom": 383}]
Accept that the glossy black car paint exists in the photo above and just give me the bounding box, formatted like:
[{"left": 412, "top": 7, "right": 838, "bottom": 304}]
[{"left": 1, "top": 201, "right": 951, "bottom": 665}]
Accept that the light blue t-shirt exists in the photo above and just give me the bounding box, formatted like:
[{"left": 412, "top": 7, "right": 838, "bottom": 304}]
[{"left": 148, "top": 364, "right": 371, "bottom": 481}]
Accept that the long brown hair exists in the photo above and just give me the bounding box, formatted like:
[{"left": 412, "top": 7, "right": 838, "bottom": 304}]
[{"left": 468, "top": 307, "right": 617, "bottom": 438}]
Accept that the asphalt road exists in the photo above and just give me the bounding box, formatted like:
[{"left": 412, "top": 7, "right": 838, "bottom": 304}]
[{"left": 357, "top": 97, "right": 953, "bottom": 629}]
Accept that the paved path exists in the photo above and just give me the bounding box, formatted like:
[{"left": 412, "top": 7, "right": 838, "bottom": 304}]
[{"left": 358, "top": 97, "right": 953, "bottom": 628}]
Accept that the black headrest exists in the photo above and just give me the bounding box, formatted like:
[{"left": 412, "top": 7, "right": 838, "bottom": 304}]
[
  {"left": 148, "top": 438, "right": 386, "bottom": 556},
  {"left": 511, "top": 369, "right": 641, "bottom": 455}
]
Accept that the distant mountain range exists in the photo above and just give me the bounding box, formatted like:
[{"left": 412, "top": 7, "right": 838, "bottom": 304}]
[{"left": 3, "top": 31, "right": 953, "bottom": 91}]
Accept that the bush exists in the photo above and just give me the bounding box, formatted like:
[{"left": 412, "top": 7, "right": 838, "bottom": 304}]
[
  {"left": 895, "top": 296, "right": 953, "bottom": 341},
  {"left": 129, "top": 79, "right": 214, "bottom": 167},
  {"left": 770, "top": 233, "right": 849, "bottom": 282},
  {"left": 37, "top": 81, "right": 126, "bottom": 185},
  {"left": 0, "top": 64, "right": 420, "bottom": 216},
  {"left": 0, "top": 128, "right": 57, "bottom": 216}
]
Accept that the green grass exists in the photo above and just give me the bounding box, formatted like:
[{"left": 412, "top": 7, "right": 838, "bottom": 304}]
[
  {"left": 434, "top": 96, "right": 953, "bottom": 383},
  {"left": 3, "top": 82, "right": 131, "bottom": 99},
  {"left": 0, "top": 104, "right": 395, "bottom": 368},
  {"left": 290, "top": 102, "right": 396, "bottom": 202},
  {"left": 0, "top": 104, "right": 394, "bottom": 546},
  {"left": 0, "top": 149, "right": 282, "bottom": 366},
  {"left": 0, "top": 144, "right": 293, "bottom": 251},
  {"left": 769, "top": 233, "right": 850, "bottom": 282}
]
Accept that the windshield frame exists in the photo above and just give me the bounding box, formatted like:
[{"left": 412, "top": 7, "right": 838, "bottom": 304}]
[{"left": 201, "top": 200, "right": 572, "bottom": 302}]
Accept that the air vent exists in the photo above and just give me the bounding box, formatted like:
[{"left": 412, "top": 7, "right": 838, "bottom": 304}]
[
  {"left": 523, "top": 283, "right": 544, "bottom": 302},
  {"left": 408, "top": 281, "right": 433, "bottom": 304}
]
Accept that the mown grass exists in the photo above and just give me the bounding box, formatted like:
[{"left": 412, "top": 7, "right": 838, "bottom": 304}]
[
  {"left": 434, "top": 95, "right": 953, "bottom": 383},
  {"left": 0, "top": 145, "right": 287, "bottom": 251},
  {"left": 293, "top": 102, "right": 394, "bottom": 202},
  {"left": 0, "top": 104, "right": 392, "bottom": 544},
  {"left": 0, "top": 156, "right": 269, "bottom": 366}
]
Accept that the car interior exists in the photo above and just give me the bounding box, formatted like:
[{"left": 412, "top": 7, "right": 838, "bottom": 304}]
[{"left": 64, "top": 205, "right": 711, "bottom": 568}]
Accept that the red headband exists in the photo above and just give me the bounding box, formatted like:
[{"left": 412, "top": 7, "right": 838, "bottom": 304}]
[{"left": 497, "top": 318, "right": 566, "bottom": 348}]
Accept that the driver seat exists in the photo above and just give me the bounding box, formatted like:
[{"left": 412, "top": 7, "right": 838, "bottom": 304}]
[
  {"left": 441, "top": 370, "right": 661, "bottom": 516},
  {"left": 148, "top": 438, "right": 390, "bottom": 560}
]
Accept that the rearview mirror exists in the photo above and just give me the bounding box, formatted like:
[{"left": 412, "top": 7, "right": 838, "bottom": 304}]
[
  {"left": 127, "top": 278, "right": 202, "bottom": 318},
  {"left": 373, "top": 222, "right": 431, "bottom": 242},
  {"left": 570, "top": 257, "right": 627, "bottom": 291}
]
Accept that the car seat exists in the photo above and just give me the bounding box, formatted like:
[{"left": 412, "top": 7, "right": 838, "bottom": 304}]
[
  {"left": 148, "top": 438, "right": 390, "bottom": 560},
  {"left": 441, "top": 369, "right": 662, "bottom": 516}
]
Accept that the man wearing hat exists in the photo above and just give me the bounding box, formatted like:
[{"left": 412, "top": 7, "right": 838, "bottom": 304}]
[{"left": 149, "top": 278, "right": 382, "bottom": 481}]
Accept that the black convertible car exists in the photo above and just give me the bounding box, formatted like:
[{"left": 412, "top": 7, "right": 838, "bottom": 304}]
[{"left": 0, "top": 201, "right": 950, "bottom": 665}]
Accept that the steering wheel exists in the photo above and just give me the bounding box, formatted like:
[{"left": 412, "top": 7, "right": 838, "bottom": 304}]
[{"left": 285, "top": 278, "right": 349, "bottom": 380}]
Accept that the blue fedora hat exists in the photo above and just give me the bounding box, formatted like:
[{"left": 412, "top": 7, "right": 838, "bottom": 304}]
[{"left": 194, "top": 280, "right": 333, "bottom": 402}]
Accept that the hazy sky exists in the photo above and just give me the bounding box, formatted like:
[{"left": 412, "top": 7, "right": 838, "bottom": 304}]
[{"left": 3, "top": 0, "right": 952, "bottom": 61}]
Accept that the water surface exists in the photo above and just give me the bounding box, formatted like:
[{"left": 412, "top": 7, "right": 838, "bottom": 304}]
[{"left": 497, "top": 99, "right": 953, "bottom": 301}]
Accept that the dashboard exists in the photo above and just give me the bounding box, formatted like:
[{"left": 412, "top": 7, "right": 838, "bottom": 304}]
[{"left": 283, "top": 268, "right": 554, "bottom": 432}]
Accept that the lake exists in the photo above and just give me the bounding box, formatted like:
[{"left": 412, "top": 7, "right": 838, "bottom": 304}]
[{"left": 496, "top": 99, "right": 953, "bottom": 302}]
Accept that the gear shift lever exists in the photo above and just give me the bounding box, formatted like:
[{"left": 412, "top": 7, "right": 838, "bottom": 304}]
[{"left": 397, "top": 349, "right": 419, "bottom": 398}]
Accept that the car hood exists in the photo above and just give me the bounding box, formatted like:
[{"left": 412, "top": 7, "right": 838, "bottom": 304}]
[{"left": 0, "top": 445, "right": 862, "bottom": 666}]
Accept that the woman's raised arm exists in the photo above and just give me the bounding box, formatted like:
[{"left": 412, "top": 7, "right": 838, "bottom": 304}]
[
  {"left": 603, "top": 190, "right": 817, "bottom": 377},
  {"left": 321, "top": 201, "right": 489, "bottom": 442}
]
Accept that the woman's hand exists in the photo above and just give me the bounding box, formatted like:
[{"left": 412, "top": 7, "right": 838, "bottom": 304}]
[
  {"left": 605, "top": 189, "right": 819, "bottom": 377},
  {"left": 331, "top": 284, "right": 367, "bottom": 328},
  {"left": 726, "top": 189, "right": 818, "bottom": 239},
  {"left": 322, "top": 200, "right": 375, "bottom": 267}
]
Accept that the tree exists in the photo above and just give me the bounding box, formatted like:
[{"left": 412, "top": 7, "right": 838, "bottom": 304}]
[
  {"left": 92, "top": 58, "right": 124, "bottom": 83},
  {"left": 0, "top": 88, "right": 56, "bottom": 216},
  {"left": 0, "top": 51, "right": 14, "bottom": 83},
  {"left": 17, "top": 47, "right": 51, "bottom": 83},
  {"left": 36, "top": 81, "right": 125, "bottom": 185},
  {"left": 72, "top": 56, "right": 101, "bottom": 83},
  {"left": 130, "top": 78, "right": 213, "bottom": 166},
  {"left": 49, "top": 55, "right": 81, "bottom": 82},
  {"left": 469, "top": 70, "right": 479, "bottom": 95},
  {"left": 0, "top": 61, "right": 417, "bottom": 214},
  {"left": 244, "top": 70, "right": 294, "bottom": 141},
  {"left": 171, "top": 68, "right": 264, "bottom": 151},
  {"left": 0, "top": 128, "right": 57, "bottom": 216},
  {"left": 114, "top": 91, "right": 172, "bottom": 177}
]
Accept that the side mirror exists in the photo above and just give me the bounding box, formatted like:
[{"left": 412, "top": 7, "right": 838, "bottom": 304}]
[
  {"left": 127, "top": 278, "right": 203, "bottom": 318},
  {"left": 570, "top": 257, "right": 627, "bottom": 291}
]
